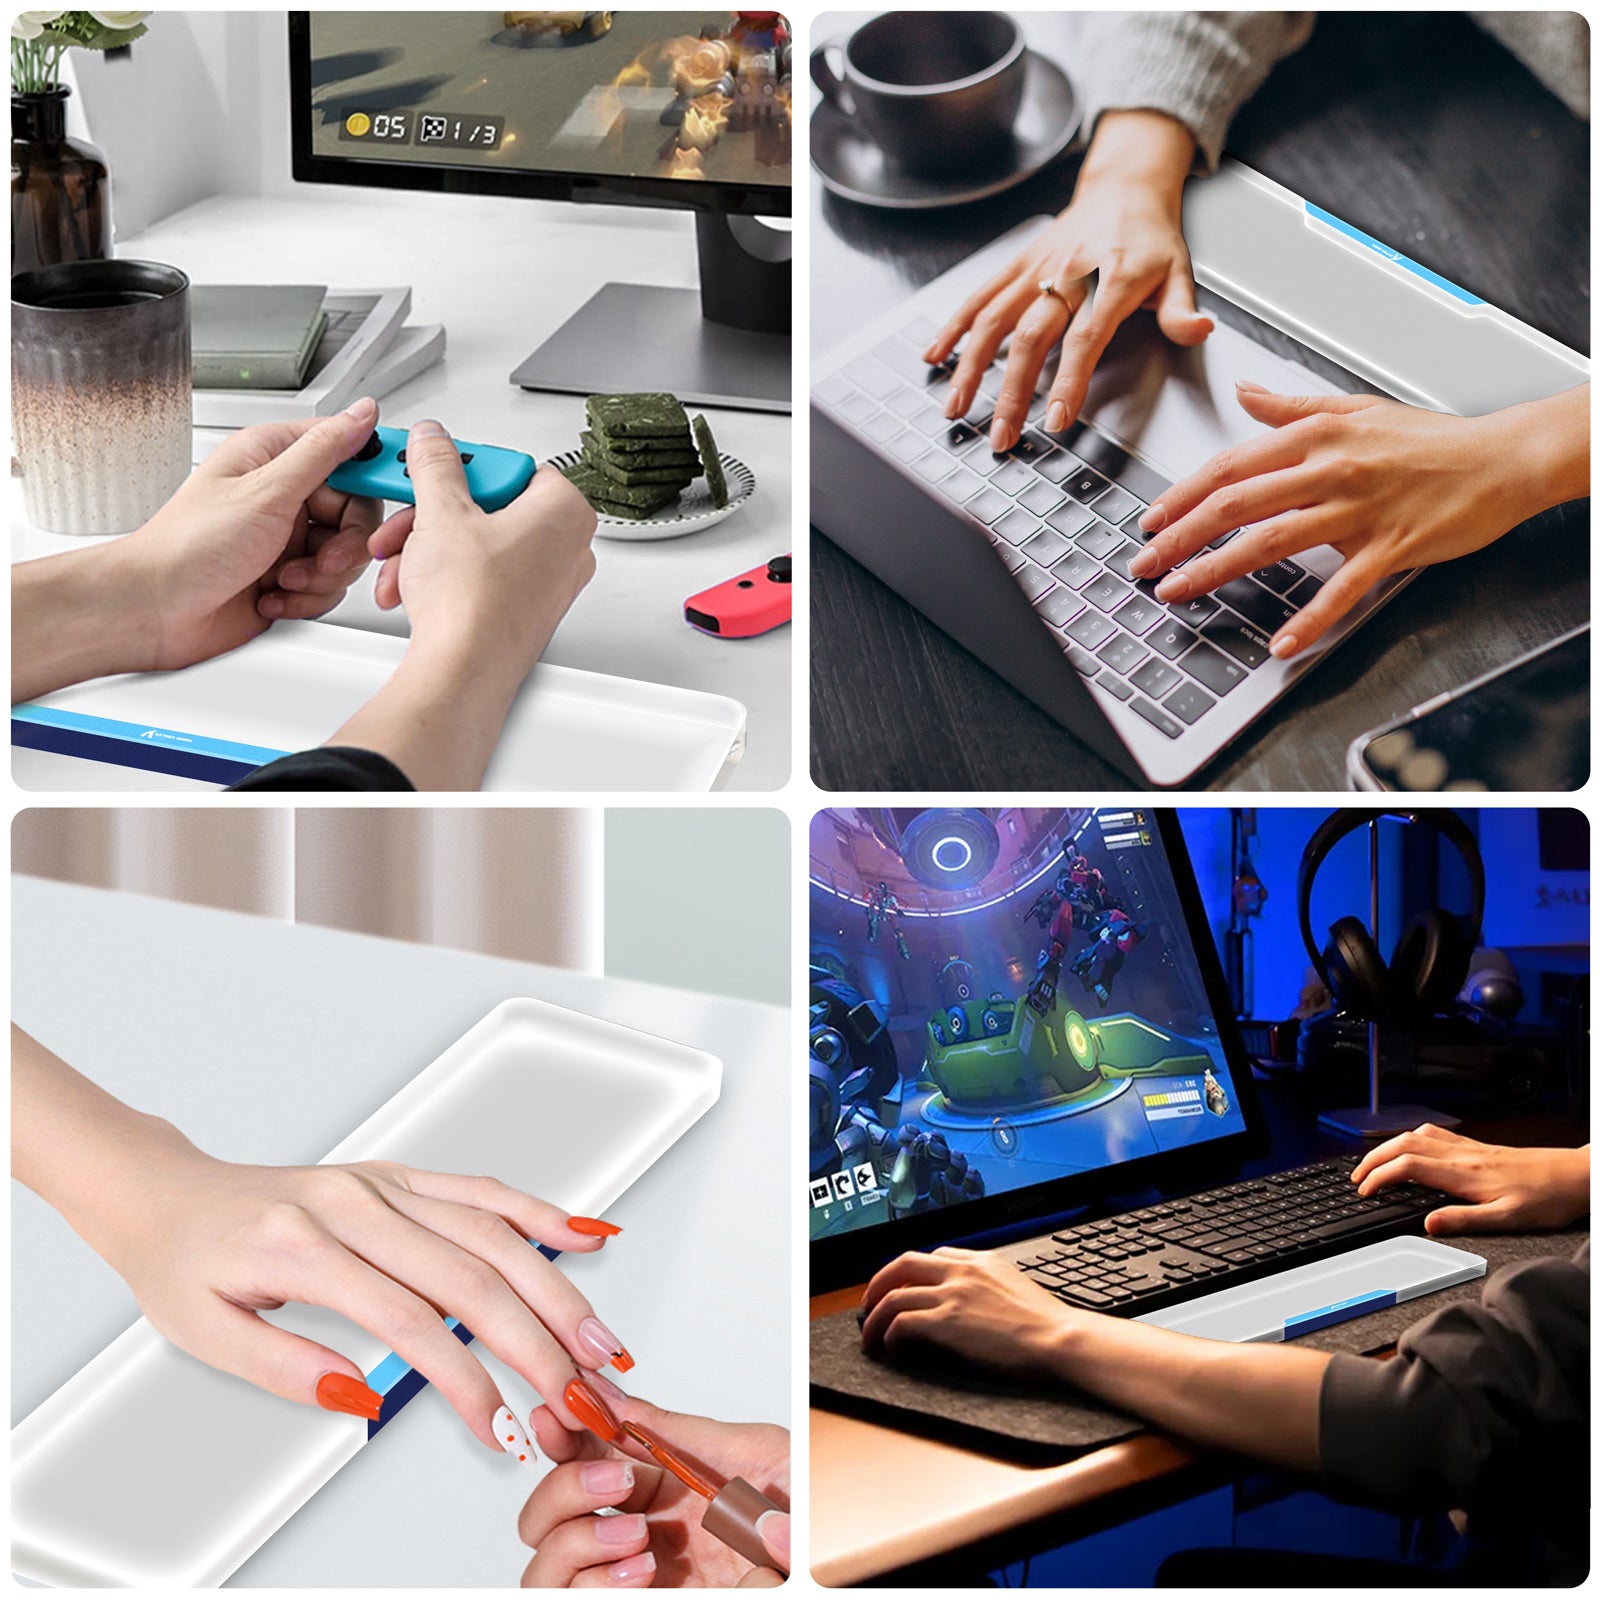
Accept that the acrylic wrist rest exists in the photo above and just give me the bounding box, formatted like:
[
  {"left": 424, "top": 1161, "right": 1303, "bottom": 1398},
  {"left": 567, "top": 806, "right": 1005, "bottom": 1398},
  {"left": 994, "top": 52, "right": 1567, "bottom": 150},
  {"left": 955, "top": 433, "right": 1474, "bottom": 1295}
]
[
  {"left": 1135, "top": 1236, "right": 1486, "bottom": 1344},
  {"left": 11, "top": 619, "right": 748, "bottom": 793},
  {"left": 11, "top": 998, "right": 721, "bottom": 1589},
  {"left": 1185, "top": 159, "right": 1589, "bottom": 415}
]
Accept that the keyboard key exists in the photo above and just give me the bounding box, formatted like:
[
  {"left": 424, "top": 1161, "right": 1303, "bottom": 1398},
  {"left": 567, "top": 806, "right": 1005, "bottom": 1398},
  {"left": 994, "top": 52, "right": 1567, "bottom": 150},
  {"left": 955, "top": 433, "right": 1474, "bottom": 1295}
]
[
  {"left": 1084, "top": 572, "right": 1131, "bottom": 613},
  {"left": 937, "top": 419, "right": 984, "bottom": 452},
  {"left": 837, "top": 389, "right": 877, "bottom": 425},
  {"left": 843, "top": 355, "right": 900, "bottom": 398},
  {"left": 1065, "top": 645, "right": 1100, "bottom": 676},
  {"left": 860, "top": 411, "right": 902, "bottom": 445},
  {"left": 1076, "top": 519, "right": 1123, "bottom": 560},
  {"left": 1180, "top": 639, "right": 1248, "bottom": 696},
  {"left": 1201, "top": 612, "right": 1273, "bottom": 668},
  {"left": 997, "top": 543, "right": 1028, "bottom": 573},
  {"left": 1097, "top": 674, "right": 1133, "bottom": 702},
  {"left": 1130, "top": 698, "right": 1183, "bottom": 739},
  {"left": 1168, "top": 594, "right": 1219, "bottom": 628},
  {"left": 1050, "top": 549, "right": 1100, "bottom": 589},
  {"left": 1018, "top": 478, "right": 1067, "bottom": 516},
  {"left": 991, "top": 458, "right": 1036, "bottom": 495},
  {"left": 1289, "top": 572, "right": 1324, "bottom": 603},
  {"left": 1015, "top": 561, "right": 1053, "bottom": 601},
  {"left": 913, "top": 406, "right": 954, "bottom": 437},
  {"left": 909, "top": 450, "right": 956, "bottom": 484},
  {"left": 1022, "top": 527, "right": 1075, "bottom": 567},
  {"left": 1164, "top": 681, "right": 1216, "bottom": 725},
  {"left": 1033, "top": 448, "right": 1081, "bottom": 485},
  {"left": 882, "top": 385, "right": 929, "bottom": 420},
  {"left": 1011, "top": 431, "right": 1056, "bottom": 464},
  {"left": 1148, "top": 619, "right": 1198, "bottom": 660},
  {"left": 1102, "top": 541, "right": 1144, "bottom": 582},
  {"left": 886, "top": 429, "right": 925, "bottom": 463},
  {"left": 1037, "top": 586, "right": 1084, "bottom": 629},
  {"left": 1114, "top": 594, "right": 1163, "bottom": 635},
  {"left": 1045, "top": 499, "right": 1095, "bottom": 538},
  {"left": 965, "top": 397, "right": 996, "bottom": 432},
  {"left": 873, "top": 337, "right": 944, "bottom": 383},
  {"left": 814, "top": 373, "right": 852, "bottom": 407},
  {"left": 1217, "top": 576, "right": 1295, "bottom": 633},
  {"left": 937, "top": 465, "right": 987, "bottom": 505},
  {"left": 1255, "top": 557, "right": 1307, "bottom": 594},
  {"left": 1096, "top": 632, "right": 1148, "bottom": 676},
  {"left": 1066, "top": 465, "right": 1112, "bottom": 503},
  {"left": 993, "top": 507, "right": 1042, "bottom": 546},
  {"left": 965, "top": 486, "right": 1014, "bottom": 524},
  {"left": 1066, "top": 609, "right": 1116, "bottom": 650},
  {"left": 1091, "top": 484, "right": 1143, "bottom": 525},
  {"left": 1130, "top": 658, "right": 1181, "bottom": 699}
]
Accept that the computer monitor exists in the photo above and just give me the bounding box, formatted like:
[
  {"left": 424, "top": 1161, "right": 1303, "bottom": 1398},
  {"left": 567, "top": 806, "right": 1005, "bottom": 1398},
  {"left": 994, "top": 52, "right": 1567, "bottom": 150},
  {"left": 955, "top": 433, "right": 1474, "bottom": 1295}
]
[
  {"left": 809, "top": 807, "right": 1266, "bottom": 1288},
  {"left": 288, "top": 11, "right": 791, "bottom": 411}
]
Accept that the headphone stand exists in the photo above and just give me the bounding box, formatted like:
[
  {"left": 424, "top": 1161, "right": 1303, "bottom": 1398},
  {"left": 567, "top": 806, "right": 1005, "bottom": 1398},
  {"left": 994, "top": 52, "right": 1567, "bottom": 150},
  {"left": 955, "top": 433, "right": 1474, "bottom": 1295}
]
[{"left": 1317, "top": 818, "right": 1461, "bottom": 1140}]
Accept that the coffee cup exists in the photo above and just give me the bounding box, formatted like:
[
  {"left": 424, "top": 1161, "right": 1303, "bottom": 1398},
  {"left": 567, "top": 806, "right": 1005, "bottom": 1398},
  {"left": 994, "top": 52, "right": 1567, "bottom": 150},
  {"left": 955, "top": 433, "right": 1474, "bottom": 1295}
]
[
  {"left": 12, "top": 258, "right": 191, "bottom": 536},
  {"left": 810, "top": 11, "right": 1027, "bottom": 178}
]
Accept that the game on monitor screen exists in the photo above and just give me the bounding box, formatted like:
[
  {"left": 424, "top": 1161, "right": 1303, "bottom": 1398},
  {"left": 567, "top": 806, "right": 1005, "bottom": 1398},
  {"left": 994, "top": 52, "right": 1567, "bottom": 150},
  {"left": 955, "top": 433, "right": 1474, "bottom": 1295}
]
[
  {"left": 301, "top": 11, "right": 791, "bottom": 203},
  {"left": 809, "top": 808, "right": 1249, "bottom": 1248}
]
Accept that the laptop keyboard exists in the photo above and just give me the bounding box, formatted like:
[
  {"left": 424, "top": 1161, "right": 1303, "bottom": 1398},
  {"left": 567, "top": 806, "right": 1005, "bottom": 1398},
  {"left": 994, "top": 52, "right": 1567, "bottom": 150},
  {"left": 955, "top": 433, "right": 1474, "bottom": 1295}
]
[
  {"left": 814, "top": 319, "right": 1329, "bottom": 740},
  {"left": 1007, "top": 1155, "right": 1447, "bottom": 1315}
]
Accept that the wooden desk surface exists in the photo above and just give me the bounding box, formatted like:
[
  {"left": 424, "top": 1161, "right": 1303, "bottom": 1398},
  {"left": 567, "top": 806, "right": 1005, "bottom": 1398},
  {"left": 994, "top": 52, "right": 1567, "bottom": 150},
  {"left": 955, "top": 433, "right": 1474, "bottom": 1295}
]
[{"left": 809, "top": 11, "right": 1591, "bottom": 791}]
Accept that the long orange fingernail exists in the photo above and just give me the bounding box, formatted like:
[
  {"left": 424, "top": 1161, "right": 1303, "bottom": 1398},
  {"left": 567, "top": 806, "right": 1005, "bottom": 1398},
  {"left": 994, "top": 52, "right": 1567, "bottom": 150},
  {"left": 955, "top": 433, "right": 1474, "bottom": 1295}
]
[
  {"left": 316, "top": 1373, "right": 382, "bottom": 1421},
  {"left": 566, "top": 1377, "right": 622, "bottom": 1442},
  {"left": 569, "top": 1216, "right": 623, "bottom": 1238}
]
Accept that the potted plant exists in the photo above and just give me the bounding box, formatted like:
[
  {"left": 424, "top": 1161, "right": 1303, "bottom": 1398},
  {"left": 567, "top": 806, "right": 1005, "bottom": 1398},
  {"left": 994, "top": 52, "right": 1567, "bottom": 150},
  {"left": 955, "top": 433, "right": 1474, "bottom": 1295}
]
[{"left": 12, "top": 10, "right": 149, "bottom": 274}]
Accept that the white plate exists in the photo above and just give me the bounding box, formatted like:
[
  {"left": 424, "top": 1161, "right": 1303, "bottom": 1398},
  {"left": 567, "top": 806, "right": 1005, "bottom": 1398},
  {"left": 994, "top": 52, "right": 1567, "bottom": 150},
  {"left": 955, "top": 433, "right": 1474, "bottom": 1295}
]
[
  {"left": 11, "top": 997, "right": 722, "bottom": 1588},
  {"left": 551, "top": 449, "right": 756, "bottom": 541}
]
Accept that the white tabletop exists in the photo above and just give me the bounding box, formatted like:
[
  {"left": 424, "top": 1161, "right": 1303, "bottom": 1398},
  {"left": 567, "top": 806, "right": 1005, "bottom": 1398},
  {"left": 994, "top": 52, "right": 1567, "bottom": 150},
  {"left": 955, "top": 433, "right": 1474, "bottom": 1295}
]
[
  {"left": 11, "top": 188, "right": 792, "bottom": 792},
  {"left": 11, "top": 877, "right": 791, "bottom": 1587}
]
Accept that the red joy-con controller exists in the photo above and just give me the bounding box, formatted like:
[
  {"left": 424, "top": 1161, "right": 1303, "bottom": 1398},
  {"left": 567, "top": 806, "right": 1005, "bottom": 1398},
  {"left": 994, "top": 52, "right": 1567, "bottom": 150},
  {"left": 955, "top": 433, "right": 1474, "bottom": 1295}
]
[{"left": 685, "top": 555, "right": 792, "bottom": 638}]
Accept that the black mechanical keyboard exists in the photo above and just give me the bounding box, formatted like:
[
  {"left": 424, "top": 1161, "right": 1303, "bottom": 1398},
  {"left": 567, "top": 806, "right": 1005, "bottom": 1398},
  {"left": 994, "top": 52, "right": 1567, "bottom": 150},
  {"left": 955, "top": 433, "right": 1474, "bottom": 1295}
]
[
  {"left": 1007, "top": 1155, "right": 1449, "bottom": 1316},
  {"left": 813, "top": 317, "right": 1327, "bottom": 741}
]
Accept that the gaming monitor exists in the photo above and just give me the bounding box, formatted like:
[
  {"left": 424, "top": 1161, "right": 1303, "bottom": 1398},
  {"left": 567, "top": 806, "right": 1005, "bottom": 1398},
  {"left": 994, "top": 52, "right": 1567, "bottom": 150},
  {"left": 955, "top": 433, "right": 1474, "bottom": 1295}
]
[
  {"left": 809, "top": 808, "right": 1267, "bottom": 1289},
  {"left": 288, "top": 11, "right": 792, "bottom": 410}
]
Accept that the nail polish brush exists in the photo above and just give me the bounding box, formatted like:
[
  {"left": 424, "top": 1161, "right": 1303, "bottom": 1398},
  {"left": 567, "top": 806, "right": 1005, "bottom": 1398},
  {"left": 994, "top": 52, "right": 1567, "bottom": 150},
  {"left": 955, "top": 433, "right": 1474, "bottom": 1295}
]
[{"left": 566, "top": 1380, "right": 785, "bottom": 1572}]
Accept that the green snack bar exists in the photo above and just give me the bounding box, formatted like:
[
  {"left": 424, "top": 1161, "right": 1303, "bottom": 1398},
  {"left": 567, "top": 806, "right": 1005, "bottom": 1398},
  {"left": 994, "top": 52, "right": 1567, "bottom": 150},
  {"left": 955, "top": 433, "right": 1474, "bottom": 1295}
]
[
  {"left": 563, "top": 460, "right": 682, "bottom": 513},
  {"left": 580, "top": 432, "right": 699, "bottom": 476},
  {"left": 582, "top": 428, "right": 695, "bottom": 458},
  {"left": 585, "top": 391, "right": 692, "bottom": 439},
  {"left": 692, "top": 415, "right": 728, "bottom": 508}
]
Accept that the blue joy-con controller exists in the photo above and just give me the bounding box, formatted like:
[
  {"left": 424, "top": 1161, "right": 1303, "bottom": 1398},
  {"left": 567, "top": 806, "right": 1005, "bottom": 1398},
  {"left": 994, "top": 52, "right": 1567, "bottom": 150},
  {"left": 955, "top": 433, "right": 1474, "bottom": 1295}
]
[{"left": 327, "top": 425, "right": 536, "bottom": 511}]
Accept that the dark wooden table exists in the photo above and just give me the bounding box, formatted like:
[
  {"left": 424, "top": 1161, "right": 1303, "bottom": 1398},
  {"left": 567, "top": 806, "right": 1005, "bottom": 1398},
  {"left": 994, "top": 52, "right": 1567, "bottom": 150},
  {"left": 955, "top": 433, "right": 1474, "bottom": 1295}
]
[{"left": 809, "top": 12, "right": 1591, "bottom": 792}]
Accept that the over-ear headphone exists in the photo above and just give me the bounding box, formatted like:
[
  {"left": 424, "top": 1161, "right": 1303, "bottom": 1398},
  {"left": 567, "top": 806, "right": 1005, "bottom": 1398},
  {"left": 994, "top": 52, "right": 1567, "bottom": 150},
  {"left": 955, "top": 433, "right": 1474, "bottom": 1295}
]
[{"left": 1297, "top": 810, "right": 1485, "bottom": 1025}]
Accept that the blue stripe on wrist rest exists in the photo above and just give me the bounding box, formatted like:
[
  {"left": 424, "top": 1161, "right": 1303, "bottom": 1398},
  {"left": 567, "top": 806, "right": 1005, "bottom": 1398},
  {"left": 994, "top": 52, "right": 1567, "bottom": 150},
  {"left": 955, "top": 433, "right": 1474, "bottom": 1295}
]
[
  {"left": 1305, "top": 202, "right": 1484, "bottom": 305},
  {"left": 364, "top": 1243, "right": 561, "bottom": 1439},
  {"left": 12, "top": 705, "right": 285, "bottom": 785},
  {"left": 1283, "top": 1287, "right": 1397, "bottom": 1339}
]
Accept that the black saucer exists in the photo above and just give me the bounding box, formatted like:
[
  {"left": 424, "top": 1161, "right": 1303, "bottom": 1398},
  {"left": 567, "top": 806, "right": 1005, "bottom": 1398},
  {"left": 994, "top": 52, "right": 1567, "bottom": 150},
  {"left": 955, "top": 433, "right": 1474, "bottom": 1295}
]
[{"left": 810, "top": 51, "right": 1081, "bottom": 211}]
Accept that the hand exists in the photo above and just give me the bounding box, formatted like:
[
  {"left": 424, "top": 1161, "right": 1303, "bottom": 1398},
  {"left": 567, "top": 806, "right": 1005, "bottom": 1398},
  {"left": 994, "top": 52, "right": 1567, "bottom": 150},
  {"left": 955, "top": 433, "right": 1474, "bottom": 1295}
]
[
  {"left": 1127, "top": 387, "right": 1553, "bottom": 658},
  {"left": 80, "top": 1118, "right": 630, "bottom": 1449},
  {"left": 1352, "top": 1125, "right": 1591, "bottom": 1235},
  {"left": 517, "top": 1386, "right": 790, "bottom": 1588},
  {"left": 928, "top": 111, "right": 1211, "bottom": 453},
  {"left": 859, "top": 1247, "right": 1070, "bottom": 1374},
  {"left": 368, "top": 420, "right": 598, "bottom": 689},
  {"left": 119, "top": 397, "right": 385, "bottom": 670}
]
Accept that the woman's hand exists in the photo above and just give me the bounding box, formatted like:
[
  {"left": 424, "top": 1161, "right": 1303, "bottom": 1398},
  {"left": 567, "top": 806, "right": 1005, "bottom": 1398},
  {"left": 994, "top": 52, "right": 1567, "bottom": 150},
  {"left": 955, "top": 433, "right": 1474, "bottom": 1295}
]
[
  {"left": 859, "top": 1247, "right": 1069, "bottom": 1374},
  {"left": 1353, "top": 1125, "right": 1591, "bottom": 1236},
  {"left": 928, "top": 110, "right": 1211, "bottom": 453},
  {"left": 71, "top": 1115, "right": 630, "bottom": 1449},
  {"left": 517, "top": 1386, "right": 790, "bottom": 1588},
  {"left": 1128, "top": 382, "right": 1590, "bottom": 658},
  {"left": 368, "top": 421, "right": 598, "bottom": 690},
  {"left": 121, "top": 398, "right": 385, "bottom": 668}
]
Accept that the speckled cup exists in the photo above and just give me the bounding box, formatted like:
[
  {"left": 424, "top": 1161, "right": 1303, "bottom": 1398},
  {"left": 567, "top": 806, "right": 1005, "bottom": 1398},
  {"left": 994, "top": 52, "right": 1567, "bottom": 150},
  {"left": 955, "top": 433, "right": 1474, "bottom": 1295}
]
[{"left": 12, "top": 259, "right": 191, "bottom": 535}]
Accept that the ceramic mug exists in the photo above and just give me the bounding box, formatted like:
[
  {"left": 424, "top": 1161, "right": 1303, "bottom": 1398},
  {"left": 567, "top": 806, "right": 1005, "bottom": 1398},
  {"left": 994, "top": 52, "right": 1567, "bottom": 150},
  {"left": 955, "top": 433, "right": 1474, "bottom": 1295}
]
[
  {"left": 12, "top": 258, "right": 191, "bottom": 536},
  {"left": 810, "top": 11, "right": 1027, "bottom": 177}
]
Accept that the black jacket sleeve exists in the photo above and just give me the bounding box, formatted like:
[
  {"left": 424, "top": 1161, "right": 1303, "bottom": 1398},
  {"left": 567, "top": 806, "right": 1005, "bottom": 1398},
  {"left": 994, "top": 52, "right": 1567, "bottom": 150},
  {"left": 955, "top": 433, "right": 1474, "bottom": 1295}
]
[
  {"left": 227, "top": 747, "right": 415, "bottom": 791},
  {"left": 1319, "top": 1242, "right": 1589, "bottom": 1539}
]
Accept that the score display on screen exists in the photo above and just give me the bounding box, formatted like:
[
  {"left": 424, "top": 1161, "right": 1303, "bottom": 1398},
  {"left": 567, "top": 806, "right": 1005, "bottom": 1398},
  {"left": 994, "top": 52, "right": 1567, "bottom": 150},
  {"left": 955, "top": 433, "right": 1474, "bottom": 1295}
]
[{"left": 339, "top": 109, "right": 505, "bottom": 150}]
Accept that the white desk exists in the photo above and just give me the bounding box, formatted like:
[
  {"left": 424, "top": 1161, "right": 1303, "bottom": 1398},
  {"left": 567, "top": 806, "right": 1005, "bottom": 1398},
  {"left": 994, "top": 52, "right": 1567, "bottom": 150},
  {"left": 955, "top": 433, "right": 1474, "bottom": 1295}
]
[
  {"left": 11, "top": 189, "right": 792, "bottom": 792},
  {"left": 11, "top": 878, "right": 791, "bottom": 1586}
]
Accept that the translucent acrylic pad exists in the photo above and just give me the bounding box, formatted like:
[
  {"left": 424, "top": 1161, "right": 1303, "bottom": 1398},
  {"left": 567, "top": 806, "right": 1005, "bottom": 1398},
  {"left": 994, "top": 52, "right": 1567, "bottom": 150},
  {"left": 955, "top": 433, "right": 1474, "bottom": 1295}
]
[
  {"left": 13, "top": 620, "right": 747, "bottom": 793},
  {"left": 1185, "top": 159, "right": 1589, "bottom": 414},
  {"left": 1136, "top": 1237, "right": 1486, "bottom": 1344},
  {"left": 11, "top": 999, "right": 722, "bottom": 1588}
]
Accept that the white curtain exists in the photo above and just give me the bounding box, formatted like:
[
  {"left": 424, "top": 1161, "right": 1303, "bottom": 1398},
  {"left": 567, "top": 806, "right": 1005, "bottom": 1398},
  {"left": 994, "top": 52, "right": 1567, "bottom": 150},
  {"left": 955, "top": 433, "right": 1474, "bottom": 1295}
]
[{"left": 12, "top": 808, "right": 602, "bottom": 973}]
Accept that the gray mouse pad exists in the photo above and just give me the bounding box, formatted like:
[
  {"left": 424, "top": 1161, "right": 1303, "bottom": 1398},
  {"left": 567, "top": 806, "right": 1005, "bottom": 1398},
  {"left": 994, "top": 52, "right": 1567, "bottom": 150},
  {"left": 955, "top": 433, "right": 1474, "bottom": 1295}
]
[{"left": 811, "top": 1230, "right": 1587, "bottom": 1463}]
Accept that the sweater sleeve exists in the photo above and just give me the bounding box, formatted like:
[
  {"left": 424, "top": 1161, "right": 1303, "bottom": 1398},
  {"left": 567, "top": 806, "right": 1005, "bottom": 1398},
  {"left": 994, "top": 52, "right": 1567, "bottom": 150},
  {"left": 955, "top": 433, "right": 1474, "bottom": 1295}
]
[
  {"left": 1076, "top": 12, "right": 1315, "bottom": 175},
  {"left": 1318, "top": 1243, "right": 1590, "bottom": 1514},
  {"left": 227, "top": 746, "right": 415, "bottom": 792}
]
